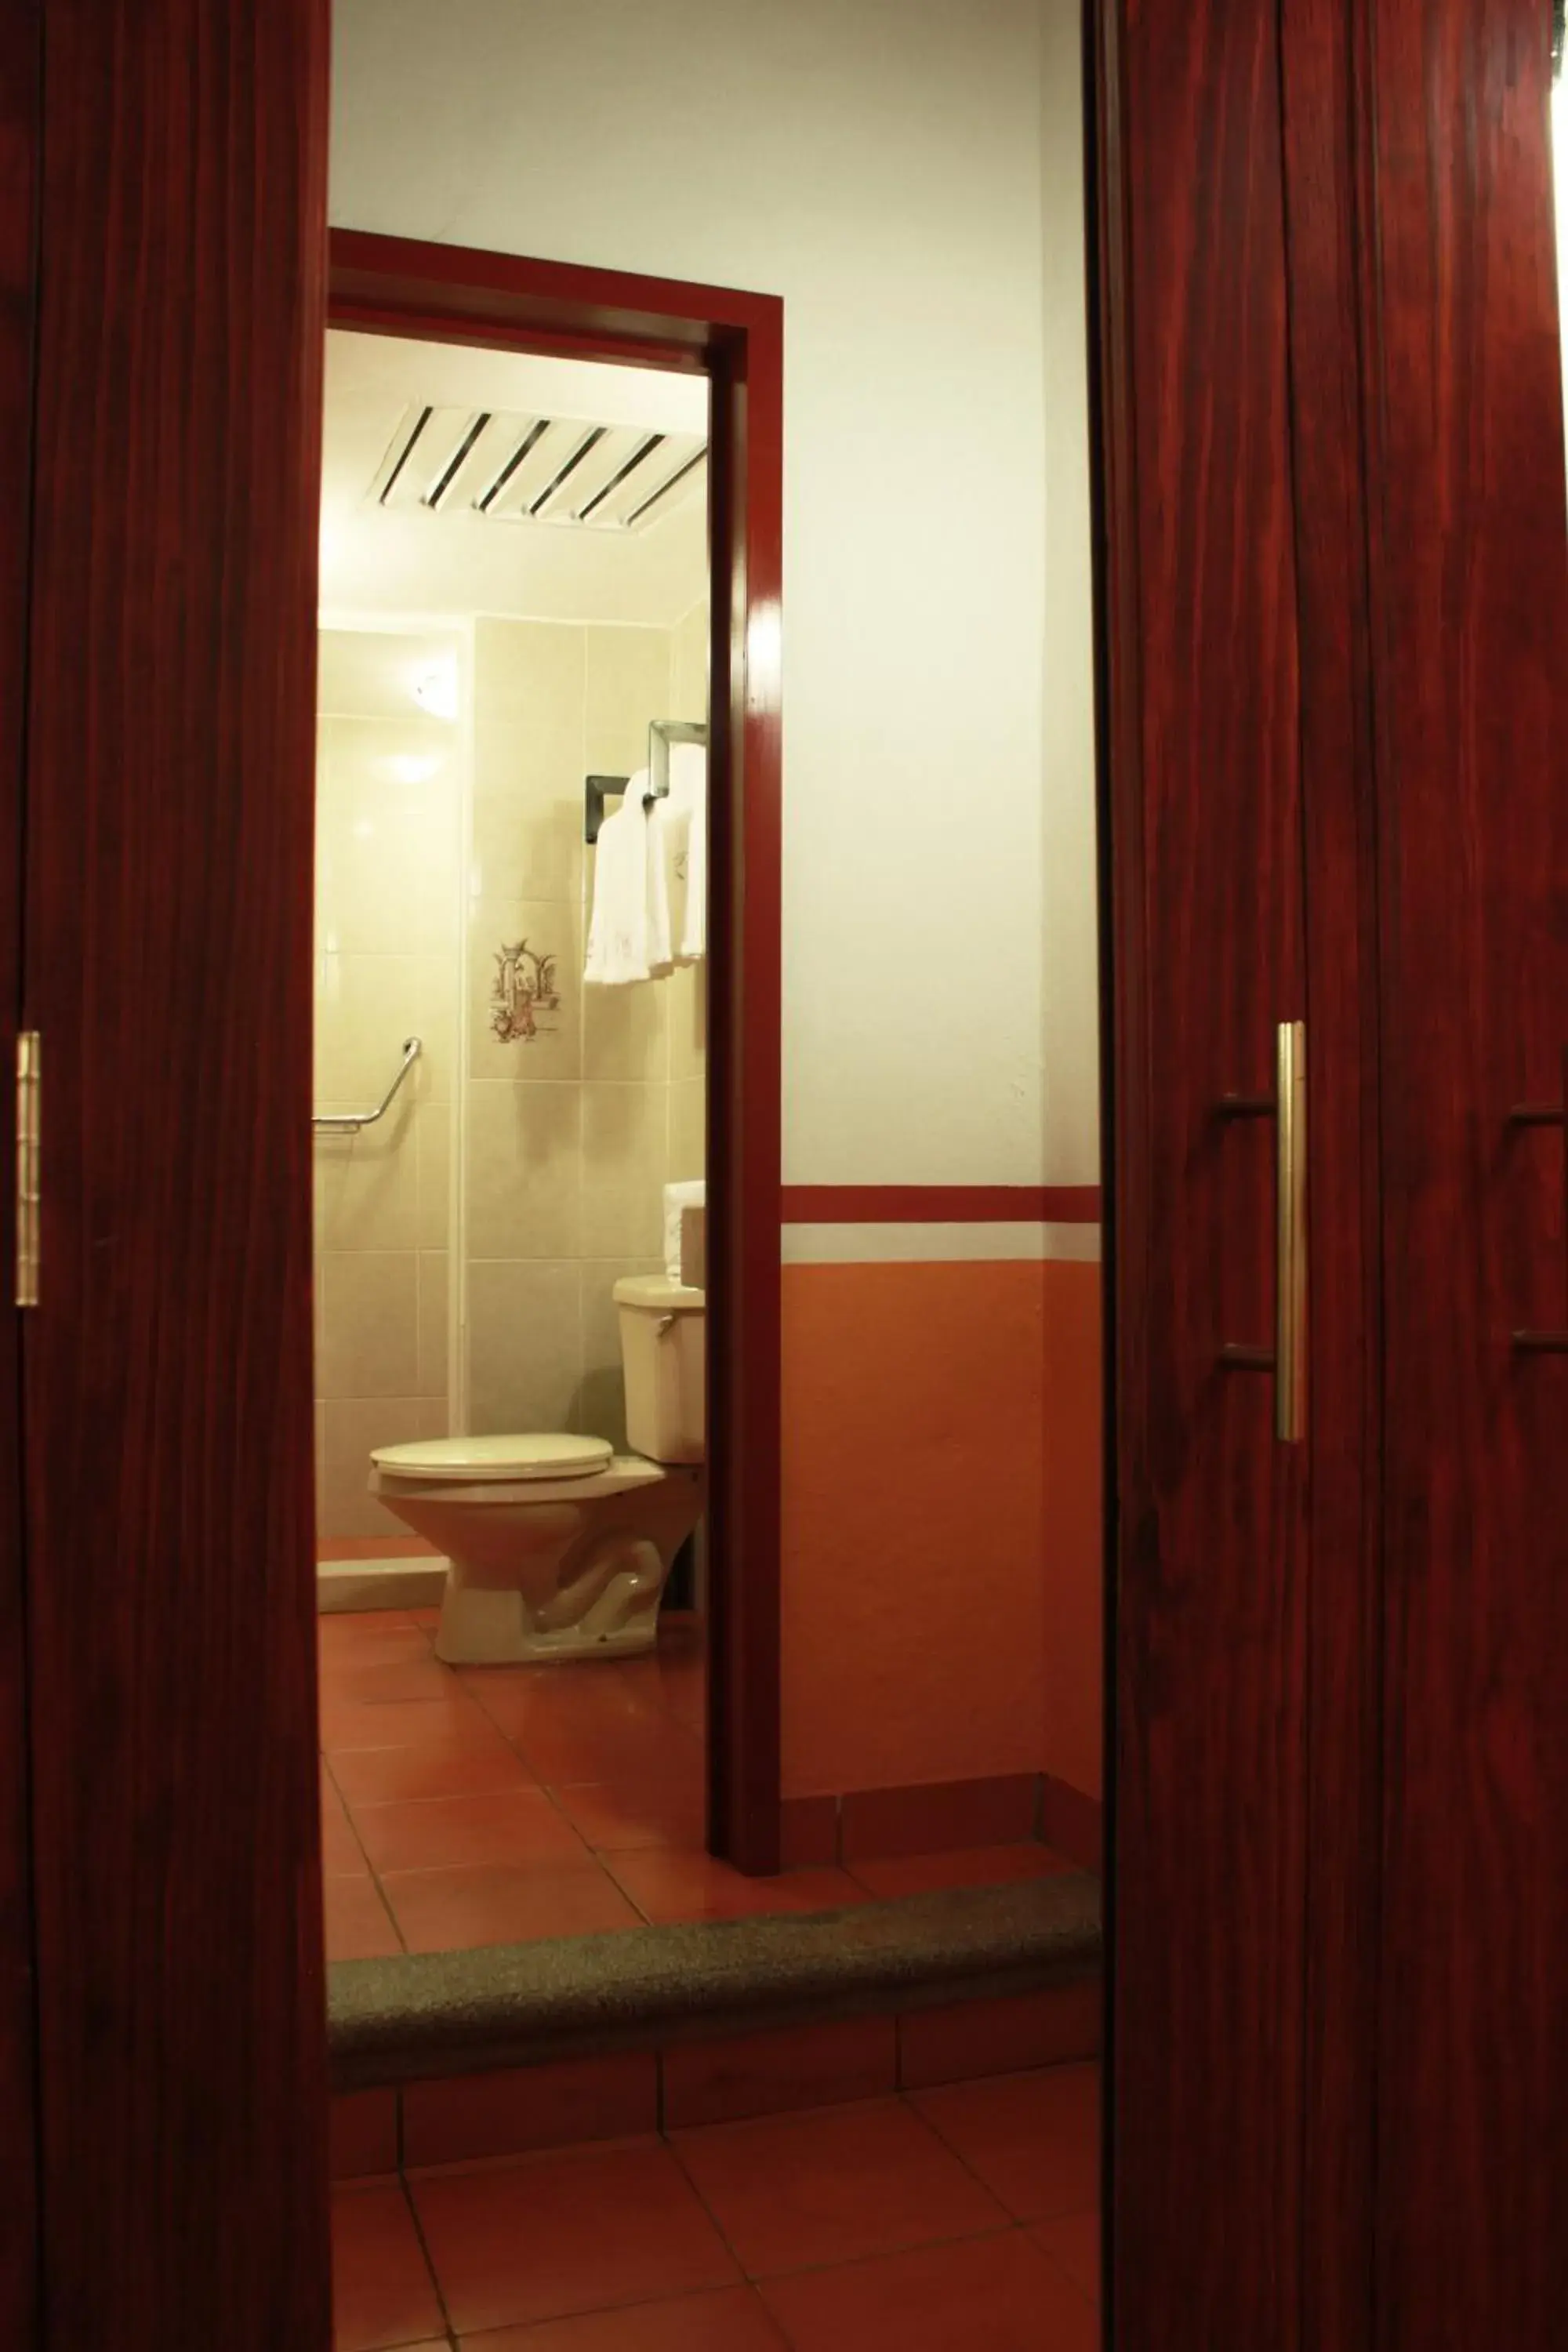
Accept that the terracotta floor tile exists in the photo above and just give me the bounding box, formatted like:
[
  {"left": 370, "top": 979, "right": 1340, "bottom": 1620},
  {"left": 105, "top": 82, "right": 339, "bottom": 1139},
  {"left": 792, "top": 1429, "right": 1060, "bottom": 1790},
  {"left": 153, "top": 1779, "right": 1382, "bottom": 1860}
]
[
  {"left": 1030, "top": 2208, "right": 1101, "bottom": 2303},
  {"left": 456, "top": 2284, "right": 785, "bottom": 2348},
  {"left": 329, "top": 1739, "right": 538, "bottom": 1807},
  {"left": 848, "top": 1844, "right": 1074, "bottom": 1900},
  {"left": 321, "top": 1693, "right": 510, "bottom": 1755},
  {"left": 318, "top": 1623, "right": 434, "bottom": 1671},
  {"left": 324, "top": 1655, "right": 460, "bottom": 1707},
  {"left": 319, "top": 1607, "right": 422, "bottom": 1640},
  {"left": 411, "top": 2139, "right": 739, "bottom": 2333},
  {"left": 321, "top": 1791, "right": 371, "bottom": 1879},
  {"left": 460, "top": 1666, "right": 664, "bottom": 1744},
  {"left": 384, "top": 1859, "right": 642, "bottom": 1954},
  {"left": 669, "top": 2096, "right": 1008, "bottom": 2278},
  {"left": 758, "top": 2227, "right": 1098, "bottom": 2351},
  {"left": 325, "top": 1875, "right": 405, "bottom": 1962},
  {"left": 550, "top": 1770, "right": 705, "bottom": 1854},
  {"left": 604, "top": 1852, "right": 866, "bottom": 1926},
  {"left": 354, "top": 1787, "right": 593, "bottom": 1875},
  {"left": 331, "top": 2182, "right": 445, "bottom": 2351},
  {"left": 510, "top": 1712, "right": 701, "bottom": 1791},
  {"left": 912, "top": 2065, "right": 1101, "bottom": 2223}
]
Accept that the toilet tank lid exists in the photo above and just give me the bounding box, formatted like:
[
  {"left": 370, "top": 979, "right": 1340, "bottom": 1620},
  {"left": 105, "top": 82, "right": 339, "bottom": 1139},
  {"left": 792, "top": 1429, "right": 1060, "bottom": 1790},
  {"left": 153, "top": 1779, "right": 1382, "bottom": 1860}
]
[
  {"left": 613, "top": 1276, "right": 706, "bottom": 1312},
  {"left": 372, "top": 1432, "right": 613, "bottom": 1483}
]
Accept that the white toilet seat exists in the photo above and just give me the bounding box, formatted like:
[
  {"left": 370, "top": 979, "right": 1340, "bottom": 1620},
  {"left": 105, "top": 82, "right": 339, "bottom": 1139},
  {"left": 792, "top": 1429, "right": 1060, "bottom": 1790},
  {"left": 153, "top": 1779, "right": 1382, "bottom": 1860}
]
[{"left": 372, "top": 1432, "right": 612, "bottom": 1485}]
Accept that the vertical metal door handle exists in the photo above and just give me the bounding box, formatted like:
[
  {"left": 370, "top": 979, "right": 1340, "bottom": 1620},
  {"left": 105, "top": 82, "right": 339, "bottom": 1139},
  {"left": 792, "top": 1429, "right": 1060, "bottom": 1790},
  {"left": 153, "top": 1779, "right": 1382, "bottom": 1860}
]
[
  {"left": 1218, "top": 1018, "right": 1307, "bottom": 1442},
  {"left": 1274, "top": 1020, "right": 1307, "bottom": 1442}
]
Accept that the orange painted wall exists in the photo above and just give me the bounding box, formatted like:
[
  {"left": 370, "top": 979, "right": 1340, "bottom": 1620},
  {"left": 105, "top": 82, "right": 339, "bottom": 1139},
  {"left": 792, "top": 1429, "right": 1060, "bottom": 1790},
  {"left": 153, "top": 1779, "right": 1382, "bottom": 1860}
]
[{"left": 780, "top": 1256, "right": 1103, "bottom": 1802}]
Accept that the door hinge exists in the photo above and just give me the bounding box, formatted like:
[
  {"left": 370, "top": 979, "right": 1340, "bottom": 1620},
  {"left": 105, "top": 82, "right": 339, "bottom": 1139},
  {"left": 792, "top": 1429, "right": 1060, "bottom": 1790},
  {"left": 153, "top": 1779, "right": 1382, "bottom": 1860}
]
[{"left": 16, "top": 1032, "right": 39, "bottom": 1309}]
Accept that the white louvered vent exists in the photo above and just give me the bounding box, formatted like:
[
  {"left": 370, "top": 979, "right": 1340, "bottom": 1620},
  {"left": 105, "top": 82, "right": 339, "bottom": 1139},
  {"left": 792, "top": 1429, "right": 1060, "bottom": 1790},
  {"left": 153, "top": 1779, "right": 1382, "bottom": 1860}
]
[{"left": 368, "top": 405, "right": 707, "bottom": 532}]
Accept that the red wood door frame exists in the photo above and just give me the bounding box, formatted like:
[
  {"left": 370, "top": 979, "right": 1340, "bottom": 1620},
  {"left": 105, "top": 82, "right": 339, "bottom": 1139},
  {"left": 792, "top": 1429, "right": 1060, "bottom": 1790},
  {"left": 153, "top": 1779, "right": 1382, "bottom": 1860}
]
[{"left": 328, "top": 232, "right": 785, "bottom": 1874}]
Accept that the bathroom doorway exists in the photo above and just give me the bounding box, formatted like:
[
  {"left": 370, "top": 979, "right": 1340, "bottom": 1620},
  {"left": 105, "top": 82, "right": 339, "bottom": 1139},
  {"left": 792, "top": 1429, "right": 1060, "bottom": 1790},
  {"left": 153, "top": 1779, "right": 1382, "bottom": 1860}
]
[{"left": 314, "top": 237, "right": 784, "bottom": 1966}]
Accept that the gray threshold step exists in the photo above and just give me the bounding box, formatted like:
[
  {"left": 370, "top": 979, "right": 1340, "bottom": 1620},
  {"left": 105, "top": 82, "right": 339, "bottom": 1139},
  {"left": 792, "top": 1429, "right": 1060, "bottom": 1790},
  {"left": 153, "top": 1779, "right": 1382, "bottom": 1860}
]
[{"left": 328, "top": 1869, "right": 1102, "bottom": 2092}]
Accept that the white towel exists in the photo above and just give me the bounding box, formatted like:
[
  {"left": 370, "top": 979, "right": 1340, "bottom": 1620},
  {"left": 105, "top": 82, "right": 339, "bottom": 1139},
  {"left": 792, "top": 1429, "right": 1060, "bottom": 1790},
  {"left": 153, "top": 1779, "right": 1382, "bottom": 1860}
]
[
  {"left": 583, "top": 774, "right": 652, "bottom": 985},
  {"left": 669, "top": 741, "right": 707, "bottom": 964},
  {"left": 644, "top": 793, "right": 688, "bottom": 981}
]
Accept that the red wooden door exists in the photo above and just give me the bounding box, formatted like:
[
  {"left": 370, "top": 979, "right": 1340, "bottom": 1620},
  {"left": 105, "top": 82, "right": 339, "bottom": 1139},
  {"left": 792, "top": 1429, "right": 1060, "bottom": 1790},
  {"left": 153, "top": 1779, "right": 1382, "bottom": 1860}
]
[
  {"left": 1098, "top": 5, "right": 1327, "bottom": 2343},
  {"left": 1, "top": 2, "right": 41, "bottom": 2341},
  {"left": 20, "top": 2, "right": 332, "bottom": 2343},
  {"left": 1359, "top": 5, "right": 1568, "bottom": 2342}
]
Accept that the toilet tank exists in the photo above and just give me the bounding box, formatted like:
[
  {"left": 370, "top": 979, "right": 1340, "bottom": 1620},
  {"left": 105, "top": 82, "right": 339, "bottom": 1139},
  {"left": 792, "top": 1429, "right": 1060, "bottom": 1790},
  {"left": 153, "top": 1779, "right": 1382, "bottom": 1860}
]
[{"left": 613, "top": 1276, "right": 706, "bottom": 1463}]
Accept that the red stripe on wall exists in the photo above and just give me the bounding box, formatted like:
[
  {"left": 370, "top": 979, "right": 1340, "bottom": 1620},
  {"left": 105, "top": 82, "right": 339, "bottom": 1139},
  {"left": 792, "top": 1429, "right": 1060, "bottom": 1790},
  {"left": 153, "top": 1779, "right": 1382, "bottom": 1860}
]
[{"left": 780, "top": 1184, "right": 1102, "bottom": 1224}]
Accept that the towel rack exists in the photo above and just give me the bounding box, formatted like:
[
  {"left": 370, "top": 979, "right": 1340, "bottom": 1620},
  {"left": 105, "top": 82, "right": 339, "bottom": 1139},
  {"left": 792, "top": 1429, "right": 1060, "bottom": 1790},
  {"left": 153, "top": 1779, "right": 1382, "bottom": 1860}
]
[
  {"left": 312, "top": 1036, "right": 422, "bottom": 1134},
  {"left": 585, "top": 718, "right": 707, "bottom": 844}
]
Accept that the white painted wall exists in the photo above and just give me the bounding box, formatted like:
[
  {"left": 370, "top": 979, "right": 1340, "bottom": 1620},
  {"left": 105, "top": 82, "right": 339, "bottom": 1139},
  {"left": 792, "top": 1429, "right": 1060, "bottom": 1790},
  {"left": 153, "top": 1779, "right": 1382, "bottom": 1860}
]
[{"left": 331, "top": 0, "right": 1101, "bottom": 1187}]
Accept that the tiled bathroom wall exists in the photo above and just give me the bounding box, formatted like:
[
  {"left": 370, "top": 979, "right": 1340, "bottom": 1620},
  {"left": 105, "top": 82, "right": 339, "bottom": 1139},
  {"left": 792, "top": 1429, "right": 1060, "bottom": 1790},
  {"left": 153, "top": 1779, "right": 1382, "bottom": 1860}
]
[
  {"left": 465, "top": 610, "right": 709, "bottom": 1452},
  {"left": 314, "top": 628, "right": 463, "bottom": 1541}
]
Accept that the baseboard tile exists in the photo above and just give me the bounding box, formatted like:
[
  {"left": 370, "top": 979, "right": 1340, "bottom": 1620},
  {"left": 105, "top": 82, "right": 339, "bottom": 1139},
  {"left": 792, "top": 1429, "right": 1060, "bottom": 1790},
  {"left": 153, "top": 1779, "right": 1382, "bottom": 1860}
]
[
  {"left": 329, "top": 1977, "right": 1102, "bottom": 2177},
  {"left": 317, "top": 1558, "right": 449, "bottom": 1614}
]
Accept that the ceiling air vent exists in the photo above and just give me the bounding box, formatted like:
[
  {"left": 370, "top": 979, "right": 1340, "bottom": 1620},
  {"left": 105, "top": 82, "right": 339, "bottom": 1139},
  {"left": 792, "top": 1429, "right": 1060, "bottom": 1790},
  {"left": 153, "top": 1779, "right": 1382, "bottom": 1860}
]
[{"left": 367, "top": 405, "right": 707, "bottom": 532}]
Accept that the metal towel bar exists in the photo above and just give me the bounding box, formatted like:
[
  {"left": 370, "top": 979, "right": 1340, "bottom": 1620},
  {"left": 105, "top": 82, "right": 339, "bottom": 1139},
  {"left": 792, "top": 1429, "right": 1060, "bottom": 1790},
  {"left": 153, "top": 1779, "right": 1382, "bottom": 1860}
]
[{"left": 313, "top": 1037, "right": 422, "bottom": 1134}]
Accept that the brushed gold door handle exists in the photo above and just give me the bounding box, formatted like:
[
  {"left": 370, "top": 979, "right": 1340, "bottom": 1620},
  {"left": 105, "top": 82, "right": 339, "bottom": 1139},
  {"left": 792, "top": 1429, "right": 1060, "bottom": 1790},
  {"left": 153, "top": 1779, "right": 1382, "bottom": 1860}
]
[
  {"left": 1273, "top": 1020, "right": 1307, "bottom": 1442},
  {"left": 1218, "top": 1019, "right": 1308, "bottom": 1443}
]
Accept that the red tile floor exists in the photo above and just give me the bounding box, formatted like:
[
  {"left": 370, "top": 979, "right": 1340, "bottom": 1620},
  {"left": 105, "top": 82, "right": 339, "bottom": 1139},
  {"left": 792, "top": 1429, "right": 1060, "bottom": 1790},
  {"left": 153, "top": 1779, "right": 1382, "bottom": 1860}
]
[
  {"left": 320, "top": 1610, "right": 1073, "bottom": 1961},
  {"left": 333, "top": 2060, "right": 1101, "bottom": 2350}
]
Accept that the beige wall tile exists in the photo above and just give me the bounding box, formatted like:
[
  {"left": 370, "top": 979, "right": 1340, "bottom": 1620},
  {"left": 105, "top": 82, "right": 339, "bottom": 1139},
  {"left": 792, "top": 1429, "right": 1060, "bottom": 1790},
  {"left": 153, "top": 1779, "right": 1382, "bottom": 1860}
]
[
  {"left": 584, "top": 626, "right": 673, "bottom": 774},
  {"left": 466, "top": 1261, "right": 583, "bottom": 1436},
  {"left": 581, "top": 1083, "right": 667, "bottom": 1257},
  {"left": 583, "top": 975, "right": 669, "bottom": 1083},
  {"left": 667, "top": 1075, "right": 707, "bottom": 1184},
  {"left": 465, "top": 1080, "right": 582, "bottom": 1261},
  {"left": 313, "top": 1100, "right": 420, "bottom": 1254},
  {"left": 316, "top": 715, "right": 459, "bottom": 956},
  {"left": 577, "top": 1256, "right": 664, "bottom": 1449},
  {"left": 666, "top": 960, "right": 707, "bottom": 1082},
  {"left": 319, "top": 1396, "right": 447, "bottom": 1542},
  {"left": 416, "top": 1106, "right": 452, "bottom": 1249},
  {"left": 316, "top": 1250, "right": 419, "bottom": 1400},
  {"left": 670, "top": 598, "right": 710, "bottom": 720},
  {"left": 471, "top": 781, "right": 581, "bottom": 907},
  {"left": 417, "top": 1251, "right": 449, "bottom": 1400},
  {"left": 468, "top": 898, "right": 580, "bottom": 1083},
  {"left": 414, "top": 955, "right": 459, "bottom": 1106},
  {"left": 474, "top": 619, "right": 586, "bottom": 779},
  {"left": 314, "top": 953, "right": 423, "bottom": 1105}
]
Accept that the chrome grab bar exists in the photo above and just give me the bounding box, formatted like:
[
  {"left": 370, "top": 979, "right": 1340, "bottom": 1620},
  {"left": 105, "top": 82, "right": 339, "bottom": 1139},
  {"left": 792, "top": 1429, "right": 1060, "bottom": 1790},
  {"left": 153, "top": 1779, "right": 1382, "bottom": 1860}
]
[{"left": 312, "top": 1037, "right": 422, "bottom": 1134}]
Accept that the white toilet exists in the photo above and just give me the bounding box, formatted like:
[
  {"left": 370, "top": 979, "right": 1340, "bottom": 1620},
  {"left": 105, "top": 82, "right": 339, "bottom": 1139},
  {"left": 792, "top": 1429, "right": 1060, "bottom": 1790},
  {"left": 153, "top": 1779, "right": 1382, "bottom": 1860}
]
[{"left": 369, "top": 1276, "right": 706, "bottom": 1666}]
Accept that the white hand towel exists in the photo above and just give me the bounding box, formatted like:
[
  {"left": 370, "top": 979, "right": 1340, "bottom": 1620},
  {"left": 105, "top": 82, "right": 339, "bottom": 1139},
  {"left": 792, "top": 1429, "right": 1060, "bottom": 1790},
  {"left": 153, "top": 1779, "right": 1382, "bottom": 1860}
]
[
  {"left": 644, "top": 793, "right": 689, "bottom": 981},
  {"left": 667, "top": 741, "right": 707, "bottom": 964},
  {"left": 583, "top": 774, "right": 652, "bottom": 985}
]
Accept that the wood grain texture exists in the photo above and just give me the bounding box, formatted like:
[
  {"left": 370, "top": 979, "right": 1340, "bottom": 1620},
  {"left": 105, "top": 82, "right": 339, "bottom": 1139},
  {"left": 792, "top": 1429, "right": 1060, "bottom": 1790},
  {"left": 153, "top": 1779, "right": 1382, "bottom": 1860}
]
[
  {"left": 1359, "top": 5, "right": 1568, "bottom": 2343},
  {"left": 705, "top": 299, "right": 785, "bottom": 1873},
  {"left": 1098, "top": 3, "right": 1311, "bottom": 2343},
  {"left": 23, "top": 4, "right": 332, "bottom": 2343},
  {"left": 328, "top": 234, "right": 786, "bottom": 1875},
  {"left": 1277, "top": 3, "right": 1385, "bottom": 2343},
  {"left": 779, "top": 1185, "right": 1102, "bottom": 1224},
  {"left": 0, "top": 2, "right": 39, "bottom": 2341}
]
